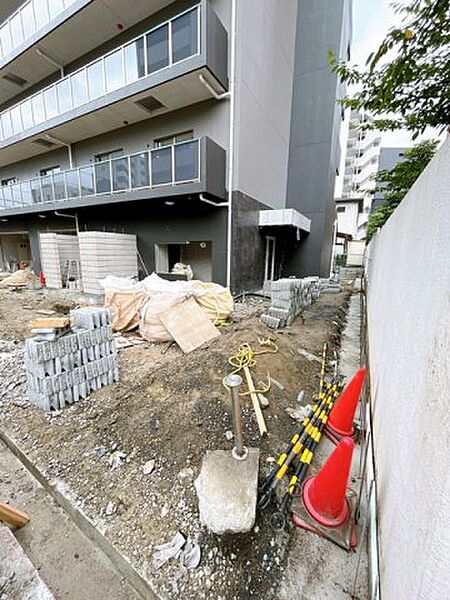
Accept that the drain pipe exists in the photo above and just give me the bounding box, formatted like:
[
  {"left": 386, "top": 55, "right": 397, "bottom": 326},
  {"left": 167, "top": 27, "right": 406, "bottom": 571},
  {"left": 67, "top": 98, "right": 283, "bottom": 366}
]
[
  {"left": 45, "top": 134, "right": 73, "bottom": 169},
  {"left": 36, "top": 48, "right": 64, "bottom": 78},
  {"left": 198, "top": 74, "right": 231, "bottom": 100},
  {"left": 226, "top": 0, "right": 237, "bottom": 289},
  {"left": 54, "top": 211, "right": 79, "bottom": 235},
  {"left": 199, "top": 193, "right": 228, "bottom": 208}
]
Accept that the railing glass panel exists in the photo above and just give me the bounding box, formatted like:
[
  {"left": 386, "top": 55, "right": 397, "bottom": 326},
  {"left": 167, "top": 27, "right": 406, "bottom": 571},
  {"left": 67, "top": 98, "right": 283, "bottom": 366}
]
[
  {"left": 94, "top": 162, "right": 111, "bottom": 194},
  {"left": 112, "top": 157, "right": 129, "bottom": 191},
  {"left": 151, "top": 146, "right": 172, "bottom": 185},
  {"left": 130, "top": 153, "right": 150, "bottom": 188},
  {"left": 0, "top": 6, "right": 200, "bottom": 142},
  {"left": 172, "top": 10, "right": 198, "bottom": 63},
  {"left": 0, "top": 139, "right": 201, "bottom": 210},
  {"left": 0, "top": 0, "right": 77, "bottom": 61}
]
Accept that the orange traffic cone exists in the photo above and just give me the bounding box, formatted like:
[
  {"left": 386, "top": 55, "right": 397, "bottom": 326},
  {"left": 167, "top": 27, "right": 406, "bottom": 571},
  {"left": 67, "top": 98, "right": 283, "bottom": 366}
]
[
  {"left": 39, "top": 271, "right": 46, "bottom": 286},
  {"left": 302, "top": 436, "right": 355, "bottom": 528},
  {"left": 327, "top": 368, "right": 366, "bottom": 437}
]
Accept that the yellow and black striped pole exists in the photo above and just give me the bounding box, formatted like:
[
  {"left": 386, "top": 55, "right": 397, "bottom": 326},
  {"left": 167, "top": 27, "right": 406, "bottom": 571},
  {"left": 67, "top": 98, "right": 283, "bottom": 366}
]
[
  {"left": 258, "top": 379, "right": 342, "bottom": 510},
  {"left": 269, "top": 380, "right": 342, "bottom": 530}
]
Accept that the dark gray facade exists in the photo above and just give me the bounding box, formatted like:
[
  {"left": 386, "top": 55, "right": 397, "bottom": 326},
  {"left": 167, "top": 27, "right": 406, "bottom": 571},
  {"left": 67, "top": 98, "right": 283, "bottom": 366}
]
[
  {"left": 372, "top": 147, "right": 408, "bottom": 211},
  {"left": 285, "top": 0, "right": 352, "bottom": 277},
  {"left": 0, "top": 0, "right": 351, "bottom": 292}
]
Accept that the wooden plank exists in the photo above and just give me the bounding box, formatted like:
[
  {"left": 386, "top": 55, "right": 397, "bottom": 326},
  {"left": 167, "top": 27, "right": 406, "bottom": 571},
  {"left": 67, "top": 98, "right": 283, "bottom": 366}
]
[
  {"left": 160, "top": 298, "right": 220, "bottom": 354},
  {"left": 29, "top": 317, "right": 69, "bottom": 330},
  {"left": 243, "top": 365, "right": 268, "bottom": 437},
  {"left": 0, "top": 502, "right": 29, "bottom": 528}
]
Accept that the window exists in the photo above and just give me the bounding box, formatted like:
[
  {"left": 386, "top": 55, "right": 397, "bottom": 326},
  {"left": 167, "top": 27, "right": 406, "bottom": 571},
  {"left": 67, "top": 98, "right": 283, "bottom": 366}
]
[
  {"left": 154, "top": 131, "right": 193, "bottom": 147},
  {"left": 337, "top": 206, "right": 346, "bottom": 213},
  {"left": 1, "top": 177, "right": 18, "bottom": 186},
  {"left": 95, "top": 149, "right": 123, "bottom": 162},
  {"left": 40, "top": 166, "right": 61, "bottom": 176}
]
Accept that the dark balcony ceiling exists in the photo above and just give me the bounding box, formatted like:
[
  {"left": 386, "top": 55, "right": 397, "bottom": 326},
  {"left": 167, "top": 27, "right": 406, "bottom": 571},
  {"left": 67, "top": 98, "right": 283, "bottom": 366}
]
[
  {"left": 0, "top": 66, "right": 219, "bottom": 166},
  {"left": 0, "top": 0, "right": 174, "bottom": 106}
]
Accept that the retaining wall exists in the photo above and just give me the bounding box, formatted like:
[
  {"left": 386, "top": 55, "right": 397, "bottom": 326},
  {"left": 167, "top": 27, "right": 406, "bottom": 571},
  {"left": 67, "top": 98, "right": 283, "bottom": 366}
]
[{"left": 365, "top": 137, "right": 450, "bottom": 599}]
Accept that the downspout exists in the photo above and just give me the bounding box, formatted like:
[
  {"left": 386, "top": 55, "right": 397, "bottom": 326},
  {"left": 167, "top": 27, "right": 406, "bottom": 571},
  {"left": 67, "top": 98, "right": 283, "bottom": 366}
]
[
  {"left": 199, "top": 193, "right": 228, "bottom": 208},
  {"left": 54, "top": 211, "right": 79, "bottom": 236},
  {"left": 36, "top": 48, "right": 65, "bottom": 78},
  {"left": 45, "top": 134, "right": 73, "bottom": 169},
  {"left": 226, "top": 0, "right": 237, "bottom": 289}
]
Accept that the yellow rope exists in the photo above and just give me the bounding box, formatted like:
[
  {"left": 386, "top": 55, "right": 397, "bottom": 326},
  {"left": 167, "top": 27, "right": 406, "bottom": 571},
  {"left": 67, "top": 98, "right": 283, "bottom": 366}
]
[{"left": 222, "top": 338, "right": 278, "bottom": 396}]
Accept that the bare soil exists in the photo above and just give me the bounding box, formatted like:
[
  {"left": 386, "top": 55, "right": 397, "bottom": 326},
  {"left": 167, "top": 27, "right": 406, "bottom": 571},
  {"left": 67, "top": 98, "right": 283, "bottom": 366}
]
[{"left": 0, "top": 287, "right": 358, "bottom": 600}]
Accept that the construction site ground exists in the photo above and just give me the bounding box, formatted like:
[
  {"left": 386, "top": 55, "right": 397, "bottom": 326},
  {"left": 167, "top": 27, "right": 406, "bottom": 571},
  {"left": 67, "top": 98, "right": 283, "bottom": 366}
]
[{"left": 0, "top": 286, "right": 368, "bottom": 600}]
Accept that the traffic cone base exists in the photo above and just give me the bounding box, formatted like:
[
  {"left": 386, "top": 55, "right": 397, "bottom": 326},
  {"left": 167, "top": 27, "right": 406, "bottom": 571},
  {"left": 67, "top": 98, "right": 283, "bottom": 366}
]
[
  {"left": 303, "top": 476, "right": 350, "bottom": 528},
  {"left": 327, "top": 368, "right": 366, "bottom": 438}
]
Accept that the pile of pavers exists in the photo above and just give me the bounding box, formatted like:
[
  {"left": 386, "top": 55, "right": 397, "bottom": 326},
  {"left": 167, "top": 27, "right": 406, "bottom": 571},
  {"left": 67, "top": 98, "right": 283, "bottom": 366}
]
[
  {"left": 25, "top": 307, "right": 118, "bottom": 411},
  {"left": 261, "top": 277, "right": 341, "bottom": 329}
]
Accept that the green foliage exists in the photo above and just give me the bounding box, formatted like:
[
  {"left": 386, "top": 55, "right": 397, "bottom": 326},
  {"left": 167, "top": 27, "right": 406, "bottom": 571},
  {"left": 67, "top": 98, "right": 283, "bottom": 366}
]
[
  {"left": 366, "top": 139, "right": 438, "bottom": 240},
  {"left": 329, "top": 0, "right": 450, "bottom": 136}
]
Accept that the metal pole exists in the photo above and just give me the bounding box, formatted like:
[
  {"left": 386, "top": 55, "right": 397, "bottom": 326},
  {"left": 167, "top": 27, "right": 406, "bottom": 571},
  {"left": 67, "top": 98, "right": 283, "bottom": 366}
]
[{"left": 224, "top": 374, "right": 247, "bottom": 460}]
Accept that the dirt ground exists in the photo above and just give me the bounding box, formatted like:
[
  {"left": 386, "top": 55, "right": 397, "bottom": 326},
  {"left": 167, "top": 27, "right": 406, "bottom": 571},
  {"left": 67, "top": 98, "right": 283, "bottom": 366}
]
[{"left": 0, "top": 286, "right": 367, "bottom": 600}]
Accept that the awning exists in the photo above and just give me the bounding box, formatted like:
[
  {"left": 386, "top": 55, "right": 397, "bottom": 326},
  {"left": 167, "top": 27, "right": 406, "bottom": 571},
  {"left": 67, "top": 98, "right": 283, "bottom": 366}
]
[{"left": 259, "top": 208, "right": 311, "bottom": 233}]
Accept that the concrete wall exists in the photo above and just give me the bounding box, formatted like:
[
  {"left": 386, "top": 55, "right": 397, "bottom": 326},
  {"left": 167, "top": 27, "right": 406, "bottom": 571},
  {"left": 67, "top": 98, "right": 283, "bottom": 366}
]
[
  {"left": 285, "top": 0, "right": 351, "bottom": 277},
  {"left": 365, "top": 137, "right": 450, "bottom": 599},
  {"left": 233, "top": 0, "right": 298, "bottom": 210}
]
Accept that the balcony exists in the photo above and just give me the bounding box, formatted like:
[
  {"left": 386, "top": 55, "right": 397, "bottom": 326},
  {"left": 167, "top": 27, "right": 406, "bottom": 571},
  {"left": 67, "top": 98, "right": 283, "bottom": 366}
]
[
  {"left": 0, "top": 136, "right": 226, "bottom": 215},
  {"left": 0, "top": 0, "right": 179, "bottom": 106},
  {"left": 0, "top": 1, "right": 228, "bottom": 166}
]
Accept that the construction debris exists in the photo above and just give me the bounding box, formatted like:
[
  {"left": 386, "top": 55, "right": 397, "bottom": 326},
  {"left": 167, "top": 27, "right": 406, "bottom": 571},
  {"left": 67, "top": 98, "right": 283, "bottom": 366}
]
[{"left": 0, "top": 269, "right": 39, "bottom": 288}]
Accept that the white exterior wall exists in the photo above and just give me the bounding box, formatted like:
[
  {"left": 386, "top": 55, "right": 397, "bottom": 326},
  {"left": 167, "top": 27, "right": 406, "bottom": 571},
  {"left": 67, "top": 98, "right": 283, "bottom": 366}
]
[
  {"left": 233, "top": 0, "right": 298, "bottom": 208},
  {"left": 336, "top": 201, "right": 359, "bottom": 236},
  {"left": 365, "top": 137, "right": 450, "bottom": 599}
]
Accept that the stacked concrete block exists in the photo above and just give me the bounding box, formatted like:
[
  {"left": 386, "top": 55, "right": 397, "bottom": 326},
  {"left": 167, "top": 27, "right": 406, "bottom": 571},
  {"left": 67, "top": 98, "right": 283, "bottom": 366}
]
[
  {"left": 25, "top": 308, "right": 118, "bottom": 412},
  {"left": 78, "top": 231, "right": 138, "bottom": 295},
  {"left": 261, "top": 277, "right": 321, "bottom": 329}
]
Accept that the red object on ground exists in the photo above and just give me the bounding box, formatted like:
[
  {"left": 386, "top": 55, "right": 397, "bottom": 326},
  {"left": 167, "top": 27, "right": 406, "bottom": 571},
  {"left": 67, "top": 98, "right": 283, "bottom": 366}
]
[
  {"left": 302, "top": 436, "right": 355, "bottom": 528},
  {"left": 39, "top": 271, "right": 46, "bottom": 286},
  {"left": 327, "top": 367, "right": 366, "bottom": 437}
]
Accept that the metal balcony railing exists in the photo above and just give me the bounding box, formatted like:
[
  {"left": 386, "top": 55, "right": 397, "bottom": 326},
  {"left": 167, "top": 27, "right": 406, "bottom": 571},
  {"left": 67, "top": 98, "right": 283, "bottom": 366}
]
[
  {"left": 0, "top": 0, "right": 77, "bottom": 62},
  {"left": 0, "top": 4, "right": 200, "bottom": 142},
  {"left": 0, "top": 138, "right": 200, "bottom": 210}
]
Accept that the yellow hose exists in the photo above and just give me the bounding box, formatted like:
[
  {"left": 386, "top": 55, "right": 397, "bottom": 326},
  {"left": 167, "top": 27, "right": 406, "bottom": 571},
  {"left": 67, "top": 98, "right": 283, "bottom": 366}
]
[{"left": 222, "top": 339, "right": 278, "bottom": 396}]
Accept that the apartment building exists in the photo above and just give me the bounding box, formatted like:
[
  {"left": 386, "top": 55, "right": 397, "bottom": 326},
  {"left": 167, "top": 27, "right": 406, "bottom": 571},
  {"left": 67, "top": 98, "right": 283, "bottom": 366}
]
[
  {"left": 0, "top": 0, "right": 351, "bottom": 292},
  {"left": 336, "top": 110, "right": 380, "bottom": 240}
]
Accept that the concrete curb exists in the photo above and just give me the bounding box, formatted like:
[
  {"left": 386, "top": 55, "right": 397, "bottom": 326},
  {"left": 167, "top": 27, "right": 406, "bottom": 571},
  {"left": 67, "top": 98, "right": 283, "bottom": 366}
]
[{"left": 0, "top": 429, "right": 163, "bottom": 600}]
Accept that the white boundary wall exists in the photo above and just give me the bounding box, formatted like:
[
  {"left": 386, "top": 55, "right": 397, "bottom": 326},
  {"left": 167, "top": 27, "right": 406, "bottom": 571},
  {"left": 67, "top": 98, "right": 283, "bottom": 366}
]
[{"left": 365, "top": 137, "right": 450, "bottom": 599}]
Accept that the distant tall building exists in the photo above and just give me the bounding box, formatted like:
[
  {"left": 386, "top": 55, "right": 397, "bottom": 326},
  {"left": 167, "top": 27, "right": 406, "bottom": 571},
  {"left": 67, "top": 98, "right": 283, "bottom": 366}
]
[
  {"left": 372, "top": 147, "right": 408, "bottom": 211},
  {"left": 336, "top": 110, "right": 381, "bottom": 240}
]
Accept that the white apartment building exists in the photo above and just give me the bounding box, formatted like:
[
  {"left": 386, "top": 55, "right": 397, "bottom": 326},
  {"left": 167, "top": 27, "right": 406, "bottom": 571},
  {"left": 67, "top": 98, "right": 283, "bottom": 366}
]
[{"left": 337, "top": 110, "right": 381, "bottom": 240}]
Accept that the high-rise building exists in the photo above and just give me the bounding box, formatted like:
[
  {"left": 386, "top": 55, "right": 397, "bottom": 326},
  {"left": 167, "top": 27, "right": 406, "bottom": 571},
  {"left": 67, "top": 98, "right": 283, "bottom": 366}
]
[
  {"left": 0, "top": 0, "right": 351, "bottom": 291},
  {"left": 336, "top": 110, "right": 381, "bottom": 240}
]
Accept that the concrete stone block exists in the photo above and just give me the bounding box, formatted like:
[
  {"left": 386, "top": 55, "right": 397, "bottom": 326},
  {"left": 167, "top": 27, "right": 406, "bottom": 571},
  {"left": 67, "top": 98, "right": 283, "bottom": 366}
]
[
  {"left": 195, "top": 449, "right": 260, "bottom": 534},
  {"left": 261, "top": 314, "right": 281, "bottom": 329}
]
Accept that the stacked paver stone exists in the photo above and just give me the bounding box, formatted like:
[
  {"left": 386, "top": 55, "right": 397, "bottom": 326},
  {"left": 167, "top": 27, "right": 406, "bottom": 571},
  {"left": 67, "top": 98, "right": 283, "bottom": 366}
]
[
  {"left": 261, "top": 277, "right": 321, "bottom": 329},
  {"left": 25, "top": 307, "right": 118, "bottom": 412}
]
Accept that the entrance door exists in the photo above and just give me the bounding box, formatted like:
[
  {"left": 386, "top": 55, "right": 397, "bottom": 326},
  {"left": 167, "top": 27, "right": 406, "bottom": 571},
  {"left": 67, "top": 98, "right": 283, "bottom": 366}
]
[{"left": 264, "top": 236, "right": 276, "bottom": 283}]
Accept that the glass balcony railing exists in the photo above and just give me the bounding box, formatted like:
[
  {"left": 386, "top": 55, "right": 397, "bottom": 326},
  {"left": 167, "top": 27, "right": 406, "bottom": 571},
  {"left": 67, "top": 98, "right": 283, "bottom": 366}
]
[
  {"left": 0, "top": 138, "right": 200, "bottom": 210},
  {"left": 0, "top": 5, "right": 200, "bottom": 142},
  {"left": 0, "top": 0, "right": 77, "bottom": 62}
]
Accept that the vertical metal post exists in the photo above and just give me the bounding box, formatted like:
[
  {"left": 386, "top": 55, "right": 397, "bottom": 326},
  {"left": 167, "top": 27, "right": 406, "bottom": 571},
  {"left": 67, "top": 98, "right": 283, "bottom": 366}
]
[{"left": 224, "top": 374, "right": 247, "bottom": 460}]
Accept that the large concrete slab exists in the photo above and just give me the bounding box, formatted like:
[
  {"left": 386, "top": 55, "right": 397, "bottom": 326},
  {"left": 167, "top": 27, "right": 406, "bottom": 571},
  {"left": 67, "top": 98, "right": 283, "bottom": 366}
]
[
  {"left": 0, "top": 524, "right": 55, "bottom": 600},
  {"left": 195, "top": 448, "right": 259, "bottom": 535}
]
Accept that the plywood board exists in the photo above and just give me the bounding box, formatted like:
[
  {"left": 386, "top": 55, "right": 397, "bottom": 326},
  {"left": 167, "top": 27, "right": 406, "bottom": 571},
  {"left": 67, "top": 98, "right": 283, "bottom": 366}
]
[{"left": 160, "top": 298, "right": 220, "bottom": 354}]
